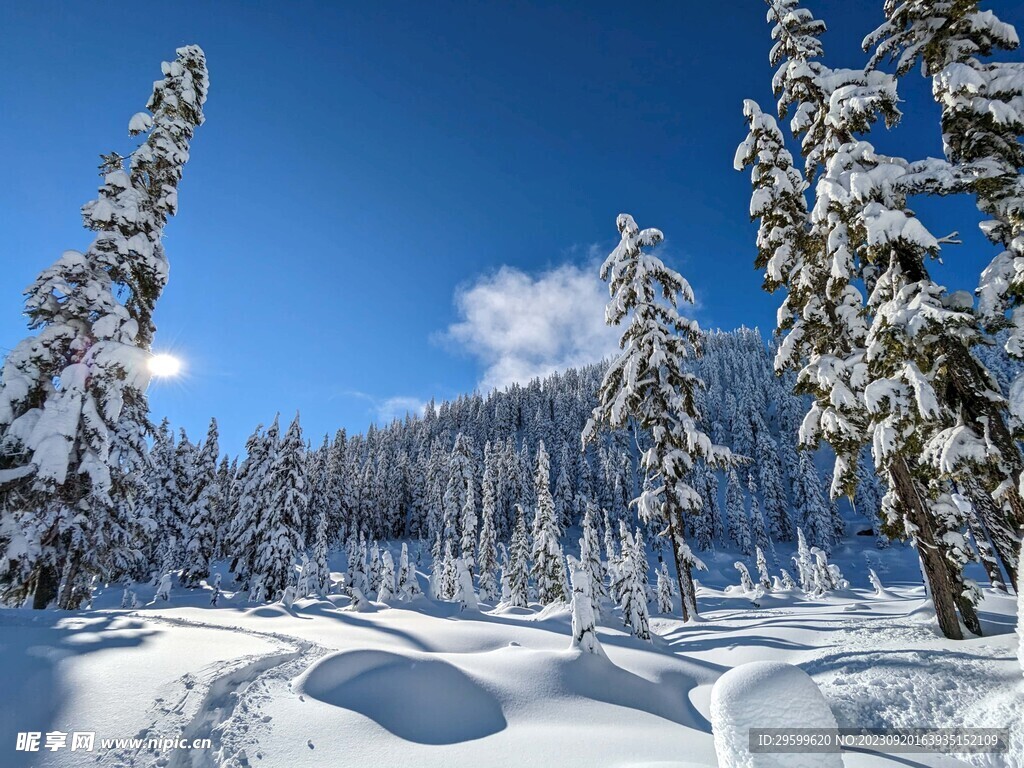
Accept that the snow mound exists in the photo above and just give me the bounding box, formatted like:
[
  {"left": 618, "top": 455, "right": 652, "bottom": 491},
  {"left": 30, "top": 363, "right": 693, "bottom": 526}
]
[
  {"left": 710, "top": 661, "right": 841, "bottom": 768},
  {"left": 294, "top": 649, "right": 506, "bottom": 744}
]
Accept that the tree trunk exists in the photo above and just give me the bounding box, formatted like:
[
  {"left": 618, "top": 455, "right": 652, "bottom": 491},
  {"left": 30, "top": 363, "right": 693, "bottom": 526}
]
[
  {"left": 666, "top": 506, "right": 697, "bottom": 622},
  {"left": 889, "top": 457, "right": 964, "bottom": 640},
  {"left": 31, "top": 563, "right": 59, "bottom": 609},
  {"left": 961, "top": 481, "right": 1008, "bottom": 592},
  {"left": 965, "top": 476, "right": 1020, "bottom": 590},
  {"left": 57, "top": 549, "right": 82, "bottom": 610}
]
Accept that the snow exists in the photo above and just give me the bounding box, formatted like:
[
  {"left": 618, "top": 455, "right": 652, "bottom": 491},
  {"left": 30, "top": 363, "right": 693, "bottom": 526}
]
[
  {"left": 711, "top": 661, "right": 842, "bottom": 768},
  {"left": 1, "top": 540, "right": 1018, "bottom": 768}
]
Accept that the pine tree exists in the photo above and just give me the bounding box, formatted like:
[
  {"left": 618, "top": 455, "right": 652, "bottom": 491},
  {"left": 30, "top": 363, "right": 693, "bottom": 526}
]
[
  {"left": 0, "top": 46, "right": 208, "bottom": 608},
  {"left": 378, "top": 550, "right": 396, "bottom": 603},
  {"left": 229, "top": 418, "right": 279, "bottom": 588},
  {"left": 793, "top": 528, "right": 816, "bottom": 593},
  {"left": 794, "top": 452, "right": 832, "bottom": 553},
  {"left": 734, "top": 562, "right": 755, "bottom": 592},
  {"left": 656, "top": 562, "right": 674, "bottom": 614},
  {"left": 369, "top": 541, "right": 382, "bottom": 596},
  {"left": 611, "top": 524, "right": 651, "bottom": 640},
  {"left": 438, "top": 540, "right": 457, "bottom": 600},
  {"left": 726, "top": 469, "right": 751, "bottom": 555},
  {"left": 530, "top": 441, "right": 567, "bottom": 604},
  {"left": 579, "top": 503, "right": 607, "bottom": 618},
  {"left": 455, "top": 556, "right": 478, "bottom": 611},
  {"left": 478, "top": 444, "right": 500, "bottom": 602},
  {"left": 253, "top": 414, "right": 307, "bottom": 600},
  {"left": 393, "top": 542, "right": 417, "bottom": 600},
  {"left": 554, "top": 442, "right": 575, "bottom": 532},
  {"left": 569, "top": 566, "right": 604, "bottom": 655},
  {"left": 583, "top": 214, "right": 732, "bottom": 623},
  {"left": 181, "top": 418, "right": 219, "bottom": 586},
  {"left": 755, "top": 546, "right": 772, "bottom": 591},
  {"left": 506, "top": 505, "right": 531, "bottom": 608},
  {"left": 309, "top": 498, "right": 330, "bottom": 596}
]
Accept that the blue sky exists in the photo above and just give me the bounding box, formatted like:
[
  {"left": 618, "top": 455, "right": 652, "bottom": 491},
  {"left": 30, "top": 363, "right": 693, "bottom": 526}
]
[{"left": 1, "top": 1, "right": 1021, "bottom": 455}]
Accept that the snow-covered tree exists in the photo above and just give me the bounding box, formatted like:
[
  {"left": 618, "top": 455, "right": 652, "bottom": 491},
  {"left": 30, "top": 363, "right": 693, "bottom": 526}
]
[
  {"left": 531, "top": 442, "right": 567, "bottom": 604},
  {"left": 725, "top": 469, "right": 751, "bottom": 555},
  {"left": 455, "top": 556, "right": 478, "bottom": 611},
  {"left": 397, "top": 542, "right": 421, "bottom": 600},
  {"left": 477, "top": 444, "right": 500, "bottom": 602},
  {"left": 368, "top": 541, "right": 382, "bottom": 596},
  {"left": 378, "top": 550, "right": 396, "bottom": 603},
  {"left": 569, "top": 566, "right": 604, "bottom": 655},
  {"left": 583, "top": 214, "right": 731, "bottom": 623},
  {"left": 734, "top": 562, "right": 755, "bottom": 593},
  {"left": 656, "top": 562, "right": 673, "bottom": 614},
  {"left": 755, "top": 546, "right": 772, "bottom": 591},
  {"left": 181, "top": 418, "right": 219, "bottom": 586},
  {"left": 0, "top": 46, "right": 209, "bottom": 608},
  {"left": 308, "top": 500, "right": 330, "bottom": 596},
  {"left": 579, "top": 503, "right": 607, "bottom": 618},
  {"left": 505, "top": 506, "right": 530, "bottom": 608},
  {"left": 253, "top": 414, "right": 307, "bottom": 600},
  {"left": 611, "top": 524, "right": 651, "bottom": 640}
]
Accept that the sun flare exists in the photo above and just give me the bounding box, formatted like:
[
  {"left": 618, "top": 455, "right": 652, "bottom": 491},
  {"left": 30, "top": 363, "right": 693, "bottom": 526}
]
[{"left": 148, "top": 353, "right": 182, "bottom": 378}]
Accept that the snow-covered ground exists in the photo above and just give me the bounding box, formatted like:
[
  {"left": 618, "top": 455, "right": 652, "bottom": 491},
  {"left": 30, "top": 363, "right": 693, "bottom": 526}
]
[{"left": 1, "top": 540, "right": 1020, "bottom": 768}]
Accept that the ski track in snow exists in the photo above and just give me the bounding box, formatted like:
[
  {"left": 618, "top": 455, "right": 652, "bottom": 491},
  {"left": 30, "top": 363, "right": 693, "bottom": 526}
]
[{"left": 94, "top": 613, "right": 330, "bottom": 768}]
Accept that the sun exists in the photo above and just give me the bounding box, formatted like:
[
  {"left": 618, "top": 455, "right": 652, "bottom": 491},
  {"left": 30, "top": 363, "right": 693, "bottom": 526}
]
[{"left": 148, "top": 353, "right": 183, "bottom": 378}]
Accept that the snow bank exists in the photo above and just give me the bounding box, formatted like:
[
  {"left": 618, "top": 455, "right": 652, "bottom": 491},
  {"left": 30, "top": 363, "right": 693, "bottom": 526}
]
[
  {"left": 710, "top": 661, "right": 842, "bottom": 768},
  {"left": 294, "top": 649, "right": 506, "bottom": 744}
]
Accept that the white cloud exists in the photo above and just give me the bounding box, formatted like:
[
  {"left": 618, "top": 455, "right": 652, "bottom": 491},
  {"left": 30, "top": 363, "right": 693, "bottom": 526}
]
[
  {"left": 375, "top": 396, "right": 428, "bottom": 423},
  {"left": 335, "top": 390, "right": 428, "bottom": 424},
  {"left": 444, "top": 261, "right": 619, "bottom": 392}
]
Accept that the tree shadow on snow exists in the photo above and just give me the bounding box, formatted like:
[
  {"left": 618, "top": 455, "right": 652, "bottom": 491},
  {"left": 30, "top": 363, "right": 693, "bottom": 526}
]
[{"left": 0, "top": 612, "right": 158, "bottom": 768}]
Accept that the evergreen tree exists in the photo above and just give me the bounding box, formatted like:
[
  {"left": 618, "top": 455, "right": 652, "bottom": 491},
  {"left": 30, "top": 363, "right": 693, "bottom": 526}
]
[
  {"left": 378, "top": 550, "right": 396, "bottom": 603},
  {"left": 397, "top": 542, "right": 422, "bottom": 600},
  {"left": 755, "top": 546, "right": 772, "bottom": 591},
  {"left": 530, "top": 442, "right": 567, "bottom": 604},
  {"left": 181, "top": 418, "right": 219, "bottom": 586},
  {"left": 611, "top": 524, "right": 651, "bottom": 640},
  {"left": 583, "top": 214, "right": 731, "bottom": 623},
  {"left": 253, "top": 414, "right": 307, "bottom": 599},
  {"left": 0, "top": 46, "right": 208, "bottom": 609},
  {"left": 455, "top": 555, "right": 478, "bottom": 611},
  {"left": 506, "top": 505, "right": 531, "bottom": 608},
  {"left": 725, "top": 469, "right": 751, "bottom": 555},
  {"left": 569, "top": 566, "right": 604, "bottom": 655},
  {"left": 478, "top": 444, "right": 500, "bottom": 602},
  {"left": 656, "top": 562, "right": 673, "bottom": 614},
  {"left": 579, "top": 503, "right": 607, "bottom": 618}
]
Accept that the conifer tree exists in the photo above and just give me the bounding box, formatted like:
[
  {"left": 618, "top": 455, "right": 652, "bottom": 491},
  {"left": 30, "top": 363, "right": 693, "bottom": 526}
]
[
  {"left": 506, "top": 505, "right": 531, "bottom": 608},
  {"left": 755, "top": 546, "right": 772, "bottom": 591},
  {"left": 397, "top": 542, "right": 422, "bottom": 600},
  {"left": 579, "top": 503, "right": 607, "bottom": 617},
  {"left": 378, "top": 550, "right": 396, "bottom": 603},
  {"left": 0, "top": 46, "right": 208, "bottom": 608},
  {"left": 478, "top": 445, "right": 500, "bottom": 602},
  {"left": 438, "top": 540, "right": 457, "bottom": 600},
  {"left": 455, "top": 556, "right": 478, "bottom": 611},
  {"left": 181, "top": 418, "right": 219, "bottom": 586},
  {"left": 569, "top": 566, "right": 604, "bottom": 655},
  {"left": 726, "top": 469, "right": 752, "bottom": 555},
  {"left": 656, "top": 562, "right": 674, "bottom": 614},
  {"left": 531, "top": 442, "right": 568, "bottom": 604},
  {"left": 611, "top": 524, "right": 651, "bottom": 640},
  {"left": 583, "top": 214, "right": 731, "bottom": 623},
  {"left": 734, "top": 562, "right": 755, "bottom": 592},
  {"left": 253, "top": 414, "right": 307, "bottom": 599}
]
